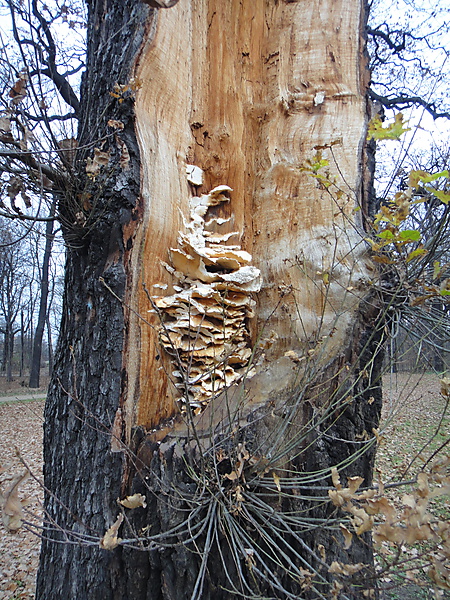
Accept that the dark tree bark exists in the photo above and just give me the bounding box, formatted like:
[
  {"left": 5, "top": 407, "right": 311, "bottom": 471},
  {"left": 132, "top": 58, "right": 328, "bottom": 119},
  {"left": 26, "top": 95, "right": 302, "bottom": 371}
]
[
  {"left": 37, "top": 1, "right": 384, "bottom": 599},
  {"left": 36, "top": 1, "right": 152, "bottom": 597}
]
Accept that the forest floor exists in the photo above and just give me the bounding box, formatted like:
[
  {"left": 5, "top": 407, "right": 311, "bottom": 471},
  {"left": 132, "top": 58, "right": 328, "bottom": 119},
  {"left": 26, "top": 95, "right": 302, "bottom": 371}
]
[
  {"left": 375, "top": 373, "right": 450, "bottom": 600},
  {"left": 0, "top": 398, "right": 44, "bottom": 600},
  {"left": 0, "top": 373, "right": 448, "bottom": 599},
  {"left": 0, "top": 376, "right": 49, "bottom": 399}
]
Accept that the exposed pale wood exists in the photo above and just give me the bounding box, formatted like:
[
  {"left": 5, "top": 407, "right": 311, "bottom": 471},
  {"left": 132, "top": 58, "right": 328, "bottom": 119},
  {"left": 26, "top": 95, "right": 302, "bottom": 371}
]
[{"left": 126, "top": 0, "right": 371, "bottom": 431}]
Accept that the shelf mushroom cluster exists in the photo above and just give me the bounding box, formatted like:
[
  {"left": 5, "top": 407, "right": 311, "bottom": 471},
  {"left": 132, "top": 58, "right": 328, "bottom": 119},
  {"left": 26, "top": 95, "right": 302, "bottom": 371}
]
[{"left": 153, "top": 177, "right": 261, "bottom": 414}]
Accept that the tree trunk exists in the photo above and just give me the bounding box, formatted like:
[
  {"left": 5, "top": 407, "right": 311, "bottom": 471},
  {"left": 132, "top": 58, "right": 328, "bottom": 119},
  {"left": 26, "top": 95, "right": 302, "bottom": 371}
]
[
  {"left": 37, "top": 1, "right": 383, "bottom": 599},
  {"left": 1, "top": 330, "right": 5, "bottom": 373},
  {"left": 20, "top": 309, "right": 25, "bottom": 378},
  {"left": 29, "top": 201, "right": 56, "bottom": 388},
  {"left": 6, "top": 325, "right": 14, "bottom": 382},
  {"left": 46, "top": 313, "right": 54, "bottom": 376}
]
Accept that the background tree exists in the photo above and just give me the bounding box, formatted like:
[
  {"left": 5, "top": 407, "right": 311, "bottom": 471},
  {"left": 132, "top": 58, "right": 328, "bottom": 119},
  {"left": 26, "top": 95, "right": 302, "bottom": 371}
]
[
  {"left": 367, "top": 0, "right": 450, "bottom": 120},
  {"left": 0, "top": 220, "right": 34, "bottom": 380},
  {"left": 29, "top": 197, "right": 57, "bottom": 387},
  {"left": 0, "top": 0, "right": 77, "bottom": 383},
  {"left": 381, "top": 140, "right": 450, "bottom": 374}
]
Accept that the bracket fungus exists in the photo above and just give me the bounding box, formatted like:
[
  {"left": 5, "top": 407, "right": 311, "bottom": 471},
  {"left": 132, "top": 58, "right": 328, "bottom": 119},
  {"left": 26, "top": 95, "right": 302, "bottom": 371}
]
[{"left": 153, "top": 170, "right": 261, "bottom": 414}]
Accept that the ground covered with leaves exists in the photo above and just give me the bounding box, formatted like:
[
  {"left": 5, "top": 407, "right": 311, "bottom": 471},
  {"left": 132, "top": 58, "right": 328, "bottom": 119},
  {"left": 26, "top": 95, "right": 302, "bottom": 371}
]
[
  {"left": 376, "top": 373, "right": 450, "bottom": 600},
  {"left": 0, "top": 399, "right": 44, "bottom": 600},
  {"left": 0, "top": 373, "right": 448, "bottom": 599}
]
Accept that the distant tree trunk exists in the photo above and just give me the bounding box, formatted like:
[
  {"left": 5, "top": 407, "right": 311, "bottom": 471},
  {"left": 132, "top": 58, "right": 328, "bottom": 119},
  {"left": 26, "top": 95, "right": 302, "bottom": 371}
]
[
  {"left": 431, "top": 300, "right": 445, "bottom": 372},
  {"left": 29, "top": 202, "right": 56, "bottom": 388},
  {"left": 1, "top": 330, "right": 5, "bottom": 373},
  {"left": 5, "top": 323, "right": 15, "bottom": 382},
  {"left": 20, "top": 310, "right": 25, "bottom": 378},
  {"left": 28, "top": 299, "right": 33, "bottom": 372},
  {"left": 46, "top": 313, "right": 53, "bottom": 376},
  {"left": 37, "top": 1, "right": 383, "bottom": 599}
]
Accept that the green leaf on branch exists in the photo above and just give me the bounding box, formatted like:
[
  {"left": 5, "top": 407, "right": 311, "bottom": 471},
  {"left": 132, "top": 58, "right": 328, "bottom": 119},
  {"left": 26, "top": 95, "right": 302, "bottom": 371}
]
[
  {"left": 398, "top": 229, "right": 421, "bottom": 242},
  {"left": 408, "top": 169, "right": 449, "bottom": 188},
  {"left": 440, "top": 279, "right": 450, "bottom": 296},
  {"left": 367, "top": 113, "right": 411, "bottom": 141},
  {"left": 300, "top": 151, "right": 329, "bottom": 173},
  {"left": 376, "top": 229, "right": 395, "bottom": 240},
  {"left": 430, "top": 189, "right": 450, "bottom": 204},
  {"left": 433, "top": 261, "right": 442, "bottom": 280},
  {"left": 406, "top": 248, "right": 427, "bottom": 262}
]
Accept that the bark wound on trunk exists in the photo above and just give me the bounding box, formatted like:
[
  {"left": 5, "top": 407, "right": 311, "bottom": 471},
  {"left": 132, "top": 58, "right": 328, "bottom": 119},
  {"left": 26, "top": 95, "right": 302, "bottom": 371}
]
[
  {"left": 119, "top": 4, "right": 382, "bottom": 596},
  {"left": 126, "top": 0, "right": 373, "bottom": 432}
]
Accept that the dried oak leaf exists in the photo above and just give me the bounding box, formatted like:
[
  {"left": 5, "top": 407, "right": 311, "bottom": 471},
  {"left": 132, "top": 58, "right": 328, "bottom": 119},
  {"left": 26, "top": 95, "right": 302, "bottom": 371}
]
[
  {"left": 99, "top": 513, "right": 124, "bottom": 550},
  {"left": 58, "top": 137, "right": 78, "bottom": 164},
  {"left": 429, "top": 559, "right": 450, "bottom": 590},
  {"left": 115, "top": 136, "right": 130, "bottom": 170},
  {"left": 86, "top": 148, "right": 110, "bottom": 178},
  {"left": 9, "top": 71, "right": 28, "bottom": 104},
  {"left": 440, "top": 377, "right": 450, "bottom": 397},
  {"left": 329, "top": 561, "right": 365, "bottom": 576},
  {"left": 348, "top": 504, "right": 374, "bottom": 535},
  {"left": 1, "top": 470, "right": 29, "bottom": 531},
  {"left": 339, "top": 524, "right": 353, "bottom": 549},
  {"left": 7, "top": 176, "right": 23, "bottom": 201},
  {"left": 0, "top": 115, "right": 12, "bottom": 132},
  {"left": 118, "top": 493, "right": 147, "bottom": 509},
  {"left": 107, "top": 119, "right": 124, "bottom": 130}
]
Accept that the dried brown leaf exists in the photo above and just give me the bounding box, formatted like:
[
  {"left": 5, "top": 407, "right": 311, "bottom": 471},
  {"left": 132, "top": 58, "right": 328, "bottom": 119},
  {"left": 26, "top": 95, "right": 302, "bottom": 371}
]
[
  {"left": 347, "top": 476, "right": 364, "bottom": 495},
  {"left": 318, "top": 544, "right": 326, "bottom": 561},
  {"left": 9, "top": 71, "right": 28, "bottom": 104},
  {"left": 272, "top": 471, "right": 281, "bottom": 493},
  {"left": 107, "top": 119, "right": 124, "bottom": 130},
  {"left": 118, "top": 493, "right": 147, "bottom": 509},
  {"left": 365, "top": 497, "right": 396, "bottom": 521},
  {"left": 0, "top": 115, "right": 11, "bottom": 132},
  {"left": 116, "top": 136, "right": 130, "bottom": 170},
  {"left": 86, "top": 148, "right": 111, "bottom": 178},
  {"left": 339, "top": 524, "right": 353, "bottom": 549},
  {"left": 331, "top": 467, "right": 341, "bottom": 489},
  {"left": 6, "top": 177, "right": 23, "bottom": 201},
  {"left": 329, "top": 561, "right": 365, "bottom": 576},
  {"left": 348, "top": 505, "right": 374, "bottom": 535},
  {"left": 328, "top": 489, "right": 346, "bottom": 507},
  {"left": 1, "top": 470, "right": 29, "bottom": 531},
  {"left": 58, "top": 138, "right": 78, "bottom": 164},
  {"left": 440, "top": 377, "right": 450, "bottom": 396},
  {"left": 99, "top": 513, "right": 124, "bottom": 550}
]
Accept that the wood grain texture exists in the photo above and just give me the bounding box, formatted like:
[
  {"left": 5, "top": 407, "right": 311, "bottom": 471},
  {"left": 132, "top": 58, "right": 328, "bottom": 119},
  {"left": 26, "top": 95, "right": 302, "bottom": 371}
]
[{"left": 126, "top": 0, "right": 372, "bottom": 431}]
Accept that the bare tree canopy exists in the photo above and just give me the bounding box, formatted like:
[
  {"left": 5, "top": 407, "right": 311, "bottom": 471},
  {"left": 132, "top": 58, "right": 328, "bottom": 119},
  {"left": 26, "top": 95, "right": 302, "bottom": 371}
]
[{"left": 368, "top": 0, "right": 450, "bottom": 120}]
